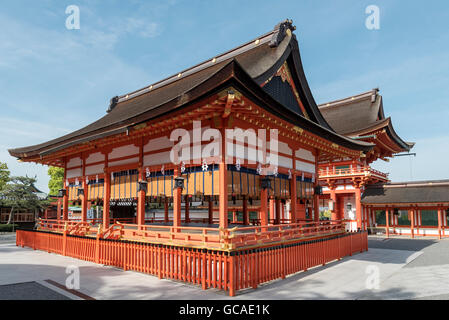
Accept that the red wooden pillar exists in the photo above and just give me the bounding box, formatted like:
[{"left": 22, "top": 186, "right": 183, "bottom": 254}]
[
  {"left": 62, "top": 162, "right": 69, "bottom": 221},
  {"left": 386, "top": 209, "right": 390, "bottom": 238},
  {"left": 208, "top": 196, "right": 213, "bottom": 224},
  {"left": 281, "top": 201, "right": 285, "bottom": 222},
  {"left": 184, "top": 195, "right": 190, "bottom": 223},
  {"left": 137, "top": 169, "right": 146, "bottom": 226},
  {"left": 164, "top": 197, "right": 169, "bottom": 223},
  {"left": 275, "top": 199, "right": 281, "bottom": 225},
  {"left": 355, "top": 186, "right": 362, "bottom": 230},
  {"left": 103, "top": 172, "right": 110, "bottom": 229},
  {"left": 417, "top": 209, "right": 421, "bottom": 235},
  {"left": 313, "top": 196, "right": 319, "bottom": 222},
  {"left": 330, "top": 188, "right": 337, "bottom": 221},
  {"left": 242, "top": 195, "right": 249, "bottom": 225},
  {"left": 438, "top": 209, "right": 442, "bottom": 240},
  {"left": 290, "top": 173, "right": 297, "bottom": 223},
  {"left": 173, "top": 167, "right": 182, "bottom": 230},
  {"left": 260, "top": 188, "right": 268, "bottom": 230},
  {"left": 219, "top": 133, "right": 228, "bottom": 230},
  {"left": 313, "top": 151, "right": 320, "bottom": 222},
  {"left": 81, "top": 179, "right": 88, "bottom": 222},
  {"left": 410, "top": 209, "right": 415, "bottom": 239},
  {"left": 269, "top": 197, "right": 275, "bottom": 225},
  {"left": 56, "top": 199, "right": 61, "bottom": 221}
]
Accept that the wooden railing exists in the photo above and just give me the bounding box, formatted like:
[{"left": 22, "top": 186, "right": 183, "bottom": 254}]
[
  {"left": 36, "top": 218, "right": 346, "bottom": 251},
  {"left": 318, "top": 166, "right": 388, "bottom": 179},
  {"left": 222, "top": 220, "right": 345, "bottom": 250},
  {"left": 16, "top": 229, "right": 368, "bottom": 296}
]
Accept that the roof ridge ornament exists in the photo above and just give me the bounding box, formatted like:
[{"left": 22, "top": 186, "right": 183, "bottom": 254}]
[
  {"left": 269, "top": 19, "right": 296, "bottom": 48},
  {"left": 107, "top": 96, "right": 119, "bottom": 113}
]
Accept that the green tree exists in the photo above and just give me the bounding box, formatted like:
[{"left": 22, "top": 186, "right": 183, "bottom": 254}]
[
  {"left": 48, "top": 166, "right": 64, "bottom": 196},
  {"left": 0, "top": 176, "right": 50, "bottom": 225},
  {"left": 0, "top": 162, "right": 10, "bottom": 190}
]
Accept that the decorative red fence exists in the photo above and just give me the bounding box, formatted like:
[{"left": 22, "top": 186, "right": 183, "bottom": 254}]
[{"left": 16, "top": 229, "right": 367, "bottom": 296}]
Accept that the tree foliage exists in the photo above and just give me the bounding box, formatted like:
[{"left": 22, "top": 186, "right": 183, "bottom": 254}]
[
  {"left": 0, "top": 176, "right": 50, "bottom": 224},
  {"left": 48, "top": 166, "right": 64, "bottom": 196},
  {"left": 0, "top": 162, "right": 10, "bottom": 191}
]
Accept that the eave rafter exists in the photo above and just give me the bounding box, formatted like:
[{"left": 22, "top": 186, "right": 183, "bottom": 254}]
[{"left": 22, "top": 88, "right": 365, "bottom": 167}]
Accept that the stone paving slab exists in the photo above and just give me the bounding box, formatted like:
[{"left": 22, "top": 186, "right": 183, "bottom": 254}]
[
  {"left": 0, "top": 281, "right": 70, "bottom": 300},
  {"left": 0, "top": 241, "right": 425, "bottom": 300}
]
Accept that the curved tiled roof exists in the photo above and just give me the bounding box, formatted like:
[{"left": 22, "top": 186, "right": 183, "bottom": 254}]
[
  {"left": 362, "top": 180, "right": 449, "bottom": 204},
  {"left": 9, "top": 20, "right": 373, "bottom": 160},
  {"left": 319, "top": 89, "right": 414, "bottom": 152}
]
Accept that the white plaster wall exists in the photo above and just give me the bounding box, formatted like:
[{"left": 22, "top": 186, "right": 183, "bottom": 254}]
[
  {"left": 85, "top": 163, "right": 105, "bottom": 175},
  {"left": 143, "top": 151, "right": 171, "bottom": 166},
  {"left": 108, "top": 157, "right": 139, "bottom": 167},
  {"left": 67, "top": 157, "right": 81, "bottom": 169},
  {"left": 109, "top": 144, "right": 139, "bottom": 159},
  {"left": 66, "top": 168, "right": 82, "bottom": 179},
  {"left": 295, "top": 160, "right": 315, "bottom": 174},
  {"left": 295, "top": 148, "right": 315, "bottom": 162},
  {"left": 85, "top": 152, "right": 104, "bottom": 164}
]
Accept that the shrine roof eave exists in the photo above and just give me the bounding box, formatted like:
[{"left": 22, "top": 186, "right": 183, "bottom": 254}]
[
  {"left": 9, "top": 59, "right": 373, "bottom": 162},
  {"left": 361, "top": 180, "right": 449, "bottom": 204},
  {"left": 345, "top": 117, "right": 414, "bottom": 153}
]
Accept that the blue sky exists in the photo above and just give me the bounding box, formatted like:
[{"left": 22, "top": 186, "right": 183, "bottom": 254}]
[{"left": 1, "top": 0, "right": 448, "bottom": 193}]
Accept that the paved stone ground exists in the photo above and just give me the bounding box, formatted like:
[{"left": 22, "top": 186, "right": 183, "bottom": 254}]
[
  {"left": 0, "top": 232, "right": 17, "bottom": 243},
  {"left": 0, "top": 281, "right": 70, "bottom": 300},
  {"left": 1, "top": 233, "right": 449, "bottom": 300}
]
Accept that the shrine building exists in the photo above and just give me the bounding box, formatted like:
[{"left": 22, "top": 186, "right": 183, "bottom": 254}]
[
  {"left": 317, "top": 89, "right": 414, "bottom": 232},
  {"left": 9, "top": 20, "right": 370, "bottom": 296}
]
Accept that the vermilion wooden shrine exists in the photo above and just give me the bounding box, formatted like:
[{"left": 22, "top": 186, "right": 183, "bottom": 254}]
[
  {"left": 317, "top": 89, "right": 414, "bottom": 232},
  {"left": 362, "top": 180, "right": 449, "bottom": 238},
  {"left": 10, "top": 20, "right": 369, "bottom": 296}
]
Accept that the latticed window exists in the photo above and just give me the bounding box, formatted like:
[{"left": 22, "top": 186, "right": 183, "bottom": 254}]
[
  {"left": 375, "top": 210, "right": 386, "bottom": 225},
  {"left": 421, "top": 210, "right": 439, "bottom": 226},
  {"left": 397, "top": 210, "right": 411, "bottom": 226}
]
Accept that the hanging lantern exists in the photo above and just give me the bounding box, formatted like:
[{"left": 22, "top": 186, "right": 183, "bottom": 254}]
[
  {"left": 174, "top": 176, "right": 185, "bottom": 189},
  {"left": 314, "top": 185, "right": 323, "bottom": 195},
  {"left": 138, "top": 180, "right": 148, "bottom": 193},
  {"left": 58, "top": 189, "right": 66, "bottom": 198},
  {"left": 260, "top": 176, "right": 272, "bottom": 190}
]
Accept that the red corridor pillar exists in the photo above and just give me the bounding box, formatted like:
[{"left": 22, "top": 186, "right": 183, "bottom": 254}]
[
  {"left": 173, "top": 167, "right": 182, "bottom": 230},
  {"left": 330, "top": 188, "right": 337, "bottom": 221},
  {"left": 355, "top": 187, "right": 362, "bottom": 230},
  {"left": 103, "top": 172, "right": 110, "bottom": 229}
]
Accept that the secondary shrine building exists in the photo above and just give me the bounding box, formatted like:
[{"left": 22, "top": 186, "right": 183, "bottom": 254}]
[
  {"left": 316, "top": 89, "right": 414, "bottom": 232},
  {"left": 9, "top": 20, "right": 370, "bottom": 296}
]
